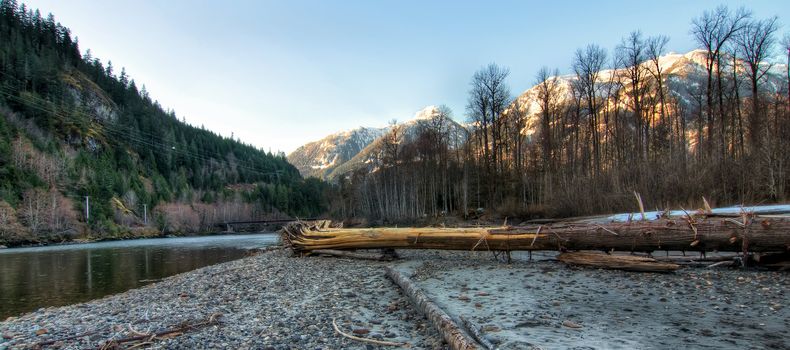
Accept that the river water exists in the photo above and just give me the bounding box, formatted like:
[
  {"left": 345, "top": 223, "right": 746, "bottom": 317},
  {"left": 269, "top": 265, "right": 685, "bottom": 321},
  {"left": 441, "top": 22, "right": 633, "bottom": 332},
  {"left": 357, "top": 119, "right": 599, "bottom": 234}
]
[{"left": 0, "top": 233, "right": 279, "bottom": 319}]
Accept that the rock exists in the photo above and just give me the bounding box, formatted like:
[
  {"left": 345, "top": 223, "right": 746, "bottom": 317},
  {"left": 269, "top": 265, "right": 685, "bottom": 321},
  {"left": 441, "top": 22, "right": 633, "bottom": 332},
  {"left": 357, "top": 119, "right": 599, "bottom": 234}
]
[
  {"left": 481, "top": 325, "right": 500, "bottom": 332},
  {"left": 458, "top": 295, "right": 470, "bottom": 302},
  {"left": 352, "top": 328, "right": 370, "bottom": 335},
  {"left": 516, "top": 319, "right": 543, "bottom": 328},
  {"left": 483, "top": 334, "right": 501, "bottom": 345}
]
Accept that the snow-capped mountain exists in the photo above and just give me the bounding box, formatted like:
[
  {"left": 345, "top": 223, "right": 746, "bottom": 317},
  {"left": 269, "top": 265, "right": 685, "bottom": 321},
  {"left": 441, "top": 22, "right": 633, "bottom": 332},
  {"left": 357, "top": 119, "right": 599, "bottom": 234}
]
[
  {"left": 288, "top": 106, "right": 468, "bottom": 179},
  {"left": 287, "top": 126, "right": 387, "bottom": 179}
]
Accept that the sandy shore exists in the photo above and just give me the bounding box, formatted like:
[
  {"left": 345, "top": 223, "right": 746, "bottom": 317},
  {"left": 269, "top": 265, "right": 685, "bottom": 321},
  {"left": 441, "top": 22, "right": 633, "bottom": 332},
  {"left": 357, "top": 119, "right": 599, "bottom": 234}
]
[
  {"left": 1, "top": 249, "right": 788, "bottom": 349},
  {"left": 399, "top": 251, "right": 789, "bottom": 349}
]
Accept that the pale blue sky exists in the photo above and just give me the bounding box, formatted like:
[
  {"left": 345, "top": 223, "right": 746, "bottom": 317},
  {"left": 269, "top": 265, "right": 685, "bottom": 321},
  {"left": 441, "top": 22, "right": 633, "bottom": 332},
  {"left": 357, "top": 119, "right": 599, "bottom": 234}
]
[{"left": 21, "top": 1, "right": 789, "bottom": 153}]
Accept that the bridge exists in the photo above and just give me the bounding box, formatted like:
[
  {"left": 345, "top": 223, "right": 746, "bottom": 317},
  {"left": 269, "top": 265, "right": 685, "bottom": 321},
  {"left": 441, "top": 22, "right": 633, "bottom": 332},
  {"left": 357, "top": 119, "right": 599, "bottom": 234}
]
[{"left": 216, "top": 218, "right": 320, "bottom": 232}]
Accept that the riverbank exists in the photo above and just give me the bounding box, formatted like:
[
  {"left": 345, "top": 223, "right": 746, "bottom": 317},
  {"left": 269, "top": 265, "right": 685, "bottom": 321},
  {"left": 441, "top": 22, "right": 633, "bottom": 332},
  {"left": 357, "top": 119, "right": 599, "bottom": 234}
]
[{"left": 1, "top": 249, "right": 788, "bottom": 349}]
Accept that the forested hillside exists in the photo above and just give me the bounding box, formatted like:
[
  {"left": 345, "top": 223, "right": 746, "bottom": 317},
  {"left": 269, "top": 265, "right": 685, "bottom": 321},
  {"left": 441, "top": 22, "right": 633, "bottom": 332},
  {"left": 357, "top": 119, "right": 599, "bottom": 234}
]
[
  {"left": 0, "top": 0, "right": 328, "bottom": 246},
  {"left": 324, "top": 6, "right": 790, "bottom": 223}
]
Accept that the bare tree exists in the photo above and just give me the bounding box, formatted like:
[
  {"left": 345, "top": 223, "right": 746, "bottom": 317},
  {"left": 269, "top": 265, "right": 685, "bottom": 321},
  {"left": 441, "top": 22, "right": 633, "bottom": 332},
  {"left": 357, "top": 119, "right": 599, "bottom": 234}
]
[
  {"left": 646, "top": 35, "right": 671, "bottom": 156},
  {"left": 617, "top": 31, "right": 651, "bottom": 161},
  {"left": 735, "top": 16, "right": 780, "bottom": 152},
  {"left": 573, "top": 44, "right": 607, "bottom": 173},
  {"left": 535, "top": 66, "right": 561, "bottom": 171},
  {"left": 691, "top": 6, "right": 752, "bottom": 156},
  {"left": 466, "top": 63, "right": 510, "bottom": 206},
  {"left": 784, "top": 33, "right": 790, "bottom": 108}
]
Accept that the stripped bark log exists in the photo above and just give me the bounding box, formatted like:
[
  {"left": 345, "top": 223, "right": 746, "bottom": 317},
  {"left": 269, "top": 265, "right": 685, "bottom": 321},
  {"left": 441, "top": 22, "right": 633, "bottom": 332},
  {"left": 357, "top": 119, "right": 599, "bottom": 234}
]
[
  {"left": 282, "top": 218, "right": 790, "bottom": 253},
  {"left": 385, "top": 267, "right": 479, "bottom": 350},
  {"left": 557, "top": 252, "right": 681, "bottom": 272}
]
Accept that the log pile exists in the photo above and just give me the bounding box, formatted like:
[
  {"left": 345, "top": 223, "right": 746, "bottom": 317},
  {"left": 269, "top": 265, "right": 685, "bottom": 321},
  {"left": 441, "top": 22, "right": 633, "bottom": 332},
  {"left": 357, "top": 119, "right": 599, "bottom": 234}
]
[{"left": 281, "top": 216, "right": 790, "bottom": 254}]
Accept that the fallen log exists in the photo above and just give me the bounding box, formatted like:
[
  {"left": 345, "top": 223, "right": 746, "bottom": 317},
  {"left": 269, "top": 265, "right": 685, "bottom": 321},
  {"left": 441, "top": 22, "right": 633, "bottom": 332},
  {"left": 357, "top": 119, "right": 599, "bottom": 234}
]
[
  {"left": 311, "top": 249, "right": 396, "bottom": 261},
  {"left": 557, "top": 252, "right": 681, "bottom": 272},
  {"left": 385, "top": 267, "right": 479, "bottom": 350},
  {"left": 282, "top": 217, "right": 790, "bottom": 253}
]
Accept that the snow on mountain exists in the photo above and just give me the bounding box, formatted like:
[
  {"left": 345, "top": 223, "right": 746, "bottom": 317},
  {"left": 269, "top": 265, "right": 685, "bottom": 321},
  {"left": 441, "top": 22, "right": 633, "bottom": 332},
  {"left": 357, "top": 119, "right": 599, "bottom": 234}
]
[
  {"left": 288, "top": 106, "right": 469, "bottom": 180},
  {"left": 287, "top": 126, "right": 387, "bottom": 179},
  {"left": 324, "top": 106, "right": 469, "bottom": 179}
]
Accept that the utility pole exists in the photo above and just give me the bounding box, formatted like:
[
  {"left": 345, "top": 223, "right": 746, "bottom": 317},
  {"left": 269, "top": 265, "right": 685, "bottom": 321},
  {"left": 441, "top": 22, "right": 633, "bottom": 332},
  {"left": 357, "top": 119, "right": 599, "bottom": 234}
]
[
  {"left": 85, "top": 196, "right": 90, "bottom": 222},
  {"left": 143, "top": 204, "right": 148, "bottom": 225}
]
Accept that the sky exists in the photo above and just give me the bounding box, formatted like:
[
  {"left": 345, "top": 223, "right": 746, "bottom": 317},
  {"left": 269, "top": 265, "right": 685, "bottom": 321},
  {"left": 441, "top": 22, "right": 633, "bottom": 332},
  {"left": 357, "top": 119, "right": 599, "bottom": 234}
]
[{"left": 20, "top": 0, "right": 790, "bottom": 153}]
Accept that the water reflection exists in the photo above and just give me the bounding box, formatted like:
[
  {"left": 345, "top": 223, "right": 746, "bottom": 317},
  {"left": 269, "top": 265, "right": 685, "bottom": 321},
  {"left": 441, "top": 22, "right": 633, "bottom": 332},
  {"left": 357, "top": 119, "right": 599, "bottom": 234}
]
[{"left": 0, "top": 234, "right": 278, "bottom": 319}]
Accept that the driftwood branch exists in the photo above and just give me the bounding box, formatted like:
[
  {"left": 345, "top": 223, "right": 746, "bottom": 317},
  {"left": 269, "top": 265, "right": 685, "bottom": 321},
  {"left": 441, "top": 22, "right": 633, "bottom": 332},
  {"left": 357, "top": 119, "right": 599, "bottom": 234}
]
[
  {"left": 98, "top": 313, "right": 222, "bottom": 349},
  {"left": 385, "top": 267, "right": 479, "bottom": 350}
]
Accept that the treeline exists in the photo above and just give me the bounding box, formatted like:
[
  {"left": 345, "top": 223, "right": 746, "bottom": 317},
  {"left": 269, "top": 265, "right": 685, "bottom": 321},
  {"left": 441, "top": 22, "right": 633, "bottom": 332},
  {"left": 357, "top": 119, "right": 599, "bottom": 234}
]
[
  {"left": 0, "top": 0, "right": 328, "bottom": 245},
  {"left": 331, "top": 6, "right": 790, "bottom": 222}
]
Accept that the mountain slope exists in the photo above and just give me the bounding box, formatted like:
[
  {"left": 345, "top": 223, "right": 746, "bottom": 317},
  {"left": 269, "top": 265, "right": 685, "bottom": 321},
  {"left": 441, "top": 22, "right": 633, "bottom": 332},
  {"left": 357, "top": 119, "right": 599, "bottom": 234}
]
[
  {"left": 287, "top": 126, "right": 387, "bottom": 179},
  {"left": 0, "top": 2, "right": 326, "bottom": 245}
]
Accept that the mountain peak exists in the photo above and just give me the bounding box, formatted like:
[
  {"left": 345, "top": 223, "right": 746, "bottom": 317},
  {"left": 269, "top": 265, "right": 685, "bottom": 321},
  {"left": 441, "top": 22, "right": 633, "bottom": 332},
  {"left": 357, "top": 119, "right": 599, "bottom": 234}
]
[{"left": 411, "top": 105, "right": 440, "bottom": 121}]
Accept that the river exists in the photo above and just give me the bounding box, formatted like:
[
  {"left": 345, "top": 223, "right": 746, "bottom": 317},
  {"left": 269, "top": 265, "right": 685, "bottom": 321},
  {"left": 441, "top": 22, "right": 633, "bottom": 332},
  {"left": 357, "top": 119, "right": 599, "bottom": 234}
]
[{"left": 0, "top": 233, "right": 279, "bottom": 319}]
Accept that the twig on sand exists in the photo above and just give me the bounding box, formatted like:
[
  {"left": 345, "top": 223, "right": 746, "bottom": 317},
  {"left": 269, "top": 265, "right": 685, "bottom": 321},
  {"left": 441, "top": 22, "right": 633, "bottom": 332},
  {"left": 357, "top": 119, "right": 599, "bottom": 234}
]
[{"left": 331, "top": 318, "right": 406, "bottom": 347}]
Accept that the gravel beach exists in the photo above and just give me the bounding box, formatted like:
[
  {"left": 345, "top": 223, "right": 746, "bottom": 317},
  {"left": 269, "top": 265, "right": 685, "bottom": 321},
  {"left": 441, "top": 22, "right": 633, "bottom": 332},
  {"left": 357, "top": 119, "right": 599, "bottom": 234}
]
[
  {"left": 1, "top": 249, "right": 788, "bottom": 349},
  {"left": 0, "top": 249, "right": 445, "bottom": 350}
]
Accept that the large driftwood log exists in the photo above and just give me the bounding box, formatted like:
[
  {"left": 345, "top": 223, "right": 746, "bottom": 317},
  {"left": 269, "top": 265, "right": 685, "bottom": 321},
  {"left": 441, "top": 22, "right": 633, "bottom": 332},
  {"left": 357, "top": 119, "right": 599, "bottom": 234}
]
[
  {"left": 385, "top": 267, "right": 479, "bottom": 350},
  {"left": 283, "top": 217, "right": 790, "bottom": 253},
  {"left": 557, "top": 252, "right": 681, "bottom": 272}
]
